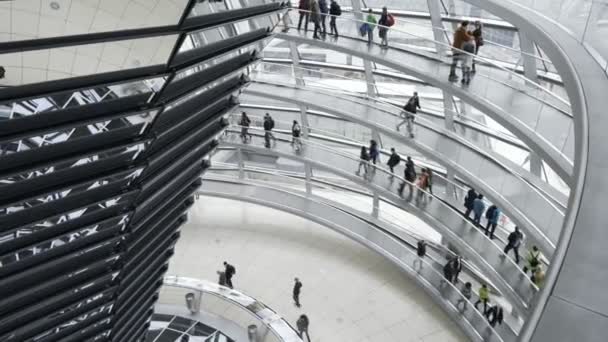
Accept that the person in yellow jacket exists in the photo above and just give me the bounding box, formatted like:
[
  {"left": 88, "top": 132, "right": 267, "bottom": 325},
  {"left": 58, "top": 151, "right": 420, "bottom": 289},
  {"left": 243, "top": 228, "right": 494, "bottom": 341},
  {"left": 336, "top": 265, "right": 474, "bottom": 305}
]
[
  {"left": 523, "top": 245, "right": 542, "bottom": 277},
  {"left": 474, "top": 284, "right": 490, "bottom": 314}
]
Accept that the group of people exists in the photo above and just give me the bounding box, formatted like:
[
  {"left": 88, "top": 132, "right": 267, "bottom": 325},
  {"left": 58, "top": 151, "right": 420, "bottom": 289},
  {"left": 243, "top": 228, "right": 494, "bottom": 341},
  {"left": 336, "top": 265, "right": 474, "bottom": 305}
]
[
  {"left": 238, "top": 111, "right": 303, "bottom": 151},
  {"left": 217, "top": 264, "right": 311, "bottom": 341},
  {"left": 449, "top": 20, "right": 484, "bottom": 85},
  {"left": 465, "top": 188, "right": 546, "bottom": 287},
  {"left": 297, "top": 0, "right": 342, "bottom": 39},
  {"left": 360, "top": 7, "right": 395, "bottom": 46}
]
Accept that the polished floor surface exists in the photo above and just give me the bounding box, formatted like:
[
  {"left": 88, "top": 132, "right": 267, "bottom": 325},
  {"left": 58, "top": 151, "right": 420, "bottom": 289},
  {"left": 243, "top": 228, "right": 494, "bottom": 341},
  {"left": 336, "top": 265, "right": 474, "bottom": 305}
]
[{"left": 166, "top": 197, "right": 469, "bottom": 342}]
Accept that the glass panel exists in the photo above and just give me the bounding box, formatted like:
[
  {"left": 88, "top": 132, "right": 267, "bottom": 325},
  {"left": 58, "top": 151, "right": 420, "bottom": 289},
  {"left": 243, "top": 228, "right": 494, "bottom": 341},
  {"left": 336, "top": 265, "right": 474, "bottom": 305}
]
[
  {"left": 0, "top": 35, "right": 176, "bottom": 86},
  {"left": 0, "top": 0, "right": 189, "bottom": 42}
]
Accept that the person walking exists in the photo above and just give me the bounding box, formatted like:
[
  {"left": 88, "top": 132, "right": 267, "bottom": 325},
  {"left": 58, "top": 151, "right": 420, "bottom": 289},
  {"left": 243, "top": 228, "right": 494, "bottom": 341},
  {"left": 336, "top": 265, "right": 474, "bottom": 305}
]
[
  {"left": 523, "top": 245, "right": 542, "bottom": 277},
  {"left": 397, "top": 92, "right": 420, "bottom": 138},
  {"left": 377, "top": 7, "right": 390, "bottom": 48},
  {"left": 386, "top": 147, "right": 401, "bottom": 175},
  {"left": 310, "top": 0, "right": 322, "bottom": 39},
  {"left": 474, "top": 284, "right": 490, "bottom": 314},
  {"left": 318, "top": 0, "right": 328, "bottom": 36},
  {"left": 416, "top": 168, "right": 430, "bottom": 202},
  {"left": 448, "top": 21, "right": 472, "bottom": 82},
  {"left": 472, "top": 194, "right": 485, "bottom": 227},
  {"left": 223, "top": 261, "right": 236, "bottom": 289},
  {"left": 239, "top": 112, "right": 251, "bottom": 143},
  {"left": 365, "top": 9, "right": 376, "bottom": 45},
  {"left": 369, "top": 140, "right": 380, "bottom": 165},
  {"left": 426, "top": 169, "right": 433, "bottom": 195},
  {"left": 263, "top": 113, "right": 276, "bottom": 148},
  {"left": 442, "top": 258, "right": 454, "bottom": 283},
  {"left": 464, "top": 188, "right": 477, "bottom": 219},
  {"left": 484, "top": 204, "right": 501, "bottom": 239},
  {"left": 297, "top": 0, "right": 310, "bottom": 31},
  {"left": 293, "top": 278, "right": 303, "bottom": 307},
  {"left": 291, "top": 120, "right": 302, "bottom": 150},
  {"left": 398, "top": 156, "right": 416, "bottom": 196},
  {"left": 470, "top": 21, "right": 483, "bottom": 73},
  {"left": 451, "top": 256, "right": 463, "bottom": 284},
  {"left": 502, "top": 226, "right": 523, "bottom": 263},
  {"left": 329, "top": 0, "right": 341, "bottom": 37},
  {"left": 356, "top": 146, "right": 370, "bottom": 176},
  {"left": 461, "top": 36, "right": 476, "bottom": 85},
  {"left": 485, "top": 305, "right": 504, "bottom": 327},
  {"left": 296, "top": 314, "right": 311, "bottom": 342},
  {"left": 456, "top": 282, "right": 472, "bottom": 312},
  {"left": 413, "top": 239, "right": 427, "bottom": 270}
]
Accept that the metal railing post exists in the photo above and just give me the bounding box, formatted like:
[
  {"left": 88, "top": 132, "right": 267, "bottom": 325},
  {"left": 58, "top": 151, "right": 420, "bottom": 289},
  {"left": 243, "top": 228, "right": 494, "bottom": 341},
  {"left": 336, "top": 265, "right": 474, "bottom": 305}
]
[
  {"left": 372, "top": 191, "right": 380, "bottom": 218},
  {"left": 519, "top": 32, "right": 539, "bottom": 81},
  {"left": 427, "top": 0, "right": 448, "bottom": 57},
  {"left": 442, "top": 90, "right": 455, "bottom": 130},
  {"left": 237, "top": 147, "right": 245, "bottom": 179}
]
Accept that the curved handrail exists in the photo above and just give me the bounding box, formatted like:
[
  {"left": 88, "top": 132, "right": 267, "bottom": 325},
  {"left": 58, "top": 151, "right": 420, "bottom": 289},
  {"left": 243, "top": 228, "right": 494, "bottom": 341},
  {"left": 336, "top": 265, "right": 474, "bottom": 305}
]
[
  {"left": 199, "top": 176, "right": 515, "bottom": 341},
  {"left": 334, "top": 6, "right": 556, "bottom": 66},
  {"left": 254, "top": 61, "right": 531, "bottom": 144},
  {"left": 220, "top": 126, "right": 540, "bottom": 310},
  {"left": 162, "top": 275, "right": 302, "bottom": 342},
  {"left": 282, "top": 8, "right": 570, "bottom": 108}
]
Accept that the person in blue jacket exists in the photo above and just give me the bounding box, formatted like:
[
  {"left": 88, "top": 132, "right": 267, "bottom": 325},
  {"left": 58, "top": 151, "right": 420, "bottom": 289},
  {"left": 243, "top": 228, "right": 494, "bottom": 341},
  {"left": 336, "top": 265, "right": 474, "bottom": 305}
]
[
  {"left": 472, "top": 194, "right": 486, "bottom": 227},
  {"left": 318, "top": 0, "right": 328, "bottom": 35},
  {"left": 484, "top": 204, "right": 501, "bottom": 239}
]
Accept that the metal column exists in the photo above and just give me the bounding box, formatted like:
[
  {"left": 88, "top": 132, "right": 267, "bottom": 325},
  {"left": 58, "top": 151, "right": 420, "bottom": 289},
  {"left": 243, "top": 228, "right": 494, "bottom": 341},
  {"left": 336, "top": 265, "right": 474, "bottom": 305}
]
[
  {"left": 519, "top": 32, "right": 538, "bottom": 81},
  {"left": 372, "top": 191, "right": 380, "bottom": 218},
  {"left": 237, "top": 148, "right": 245, "bottom": 179},
  {"left": 442, "top": 90, "right": 455, "bottom": 130},
  {"left": 289, "top": 41, "right": 305, "bottom": 86},
  {"left": 350, "top": 0, "right": 378, "bottom": 97},
  {"left": 300, "top": 106, "right": 313, "bottom": 195},
  {"left": 427, "top": 0, "right": 448, "bottom": 57},
  {"left": 529, "top": 151, "right": 543, "bottom": 176}
]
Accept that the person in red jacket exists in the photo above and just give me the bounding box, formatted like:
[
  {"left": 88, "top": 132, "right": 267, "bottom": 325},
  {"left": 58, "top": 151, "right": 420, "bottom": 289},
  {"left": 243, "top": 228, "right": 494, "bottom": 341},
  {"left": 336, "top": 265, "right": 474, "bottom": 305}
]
[{"left": 297, "top": 0, "right": 310, "bottom": 31}]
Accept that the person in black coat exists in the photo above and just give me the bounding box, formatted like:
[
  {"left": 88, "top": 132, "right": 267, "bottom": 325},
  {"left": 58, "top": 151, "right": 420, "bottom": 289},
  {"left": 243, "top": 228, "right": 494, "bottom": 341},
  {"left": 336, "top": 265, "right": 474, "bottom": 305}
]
[
  {"left": 397, "top": 92, "right": 421, "bottom": 137},
  {"left": 356, "top": 146, "right": 370, "bottom": 175},
  {"left": 223, "top": 261, "right": 236, "bottom": 289},
  {"left": 503, "top": 226, "right": 524, "bottom": 263},
  {"left": 451, "top": 256, "right": 463, "bottom": 284},
  {"left": 293, "top": 278, "right": 303, "bottom": 307},
  {"left": 386, "top": 147, "right": 401, "bottom": 174},
  {"left": 464, "top": 188, "right": 477, "bottom": 219},
  {"left": 328, "top": 0, "right": 341, "bottom": 37}
]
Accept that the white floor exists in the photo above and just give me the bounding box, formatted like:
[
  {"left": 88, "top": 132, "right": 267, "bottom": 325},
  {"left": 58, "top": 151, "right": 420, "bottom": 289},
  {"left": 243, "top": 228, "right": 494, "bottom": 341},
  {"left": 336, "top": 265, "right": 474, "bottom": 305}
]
[{"left": 166, "top": 196, "right": 469, "bottom": 342}]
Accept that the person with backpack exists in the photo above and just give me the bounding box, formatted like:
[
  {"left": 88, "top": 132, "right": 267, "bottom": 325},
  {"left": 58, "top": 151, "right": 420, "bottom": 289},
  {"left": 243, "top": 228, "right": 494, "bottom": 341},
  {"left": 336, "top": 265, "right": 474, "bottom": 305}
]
[
  {"left": 523, "top": 245, "right": 542, "bottom": 277},
  {"left": 386, "top": 147, "right": 401, "bottom": 175},
  {"left": 470, "top": 21, "right": 483, "bottom": 73},
  {"left": 263, "top": 113, "right": 276, "bottom": 148},
  {"left": 318, "top": 0, "right": 328, "bottom": 36},
  {"left": 502, "top": 226, "right": 523, "bottom": 263},
  {"left": 399, "top": 156, "right": 416, "bottom": 196},
  {"left": 456, "top": 282, "right": 472, "bottom": 313},
  {"left": 472, "top": 194, "right": 486, "bottom": 227},
  {"left": 484, "top": 204, "right": 501, "bottom": 239},
  {"left": 296, "top": 314, "right": 311, "bottom": 342},
  {"left": 485, "top": 305, "right": 504, "bottom": 327},
  {"left": 461, "top": 36, "right": 476, "bottom": 85},
  {"left": 449, "top": 21, "right": 472, "bottom": 82},
  {"left": 413, "top": 240, "right": 427, "bottom": 270},
  {"left": 223, "top": 261, "right": 236, "bottom": 289},
  {"left": 397, "top": 92, "right": 420, "bottom": 138},
  {"left": 356, "top": 146, "right": 370, "bottom": 176},
  {"left": 365, "top": 9, "right": 377, "bottom": 45},
  {"left": 442, "top": 258, "right": 454, "bottom": 283},
  {"left": 297, "top": 0, "right": 310, "bottom": 32},
  {"left": 464, "top": 188, "right": 477, "bottom": 219},
  {"left": 239, "top": 112, "right": 251, "bottom": 143},
  {"left": 450, "top": 256, "right": 463, "bottom": 284},
  {"left": 329, "top": 0, "right": 341, "bottom": 37},
  {"left": 292, "top": 120, "right": 302, "bottom": 150},
  {"left": 474, "top": 283, "right": 490, "bottom": 314},
  {"left": 377, "top": 7, "right": 394, "bottom": 48}
]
